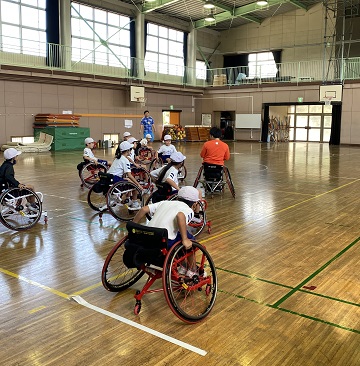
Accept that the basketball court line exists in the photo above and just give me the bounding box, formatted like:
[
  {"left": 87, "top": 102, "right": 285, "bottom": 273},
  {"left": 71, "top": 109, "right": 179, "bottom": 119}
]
[{"left": 0, "top": 267, "right": 207, "bottom": 356}]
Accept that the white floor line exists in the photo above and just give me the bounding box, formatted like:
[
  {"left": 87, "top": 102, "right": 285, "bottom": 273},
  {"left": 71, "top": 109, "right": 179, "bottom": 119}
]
[{"left": 70, "top": 295, "right": 207, "bottom": 356}]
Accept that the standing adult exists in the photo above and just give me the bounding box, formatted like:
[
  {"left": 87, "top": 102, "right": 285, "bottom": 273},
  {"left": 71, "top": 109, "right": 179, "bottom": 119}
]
[
  {"left": 200, "top": 127, "right": 230, "bottom": 166},
  {"left": 140, "top": 110, "right": 156, "bottom": 141}
]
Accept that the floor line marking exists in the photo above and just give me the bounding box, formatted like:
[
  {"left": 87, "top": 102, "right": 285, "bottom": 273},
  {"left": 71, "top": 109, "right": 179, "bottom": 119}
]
[
  {"left": 70, "top": 295, "right": 207, "bottom": 356},
  {"left": 0, "top": 267, "right": 69, "bottom": 299},
  {"left": 200, "top": 178, "right": 360, "bottom": 244},
  {"left": 219, "top": 289, "right": 360, "bottom": 335},
  {"left": 271, "top": 235, "right": 360, "bottom": 308}
]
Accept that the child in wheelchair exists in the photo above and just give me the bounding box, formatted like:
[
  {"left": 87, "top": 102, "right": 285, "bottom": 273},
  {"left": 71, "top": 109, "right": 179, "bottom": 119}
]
[
  {"left": 0, "top": 148, "right": 38, "bottom": 209},
  {"left": 83, "top": 137, "right": 111, "bottom": 167},
  {"left": 156, "top": 134, "right": 177, "bottom": 163},
  {"left": 131, "top": 186, "right": 202, "bottom": 277},
  {"left": 96, "top": 141, "right": 143, "bottom": 210},
  {"left": 150, "top": 151, "right": 185, "bottom": 202}
]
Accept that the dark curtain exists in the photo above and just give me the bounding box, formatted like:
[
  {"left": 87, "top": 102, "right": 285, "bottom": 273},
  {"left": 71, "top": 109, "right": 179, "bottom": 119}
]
[
  {"left": 272, "top": 50, "right": 282, "bottom": 78},
  {"left": 183, "top": 32, "right": 188, "bottom": 84},
  {"left": 46, "top": 0, "right": 61, "bottom": 67},
  {"left": 261, "top": 105, "right": 270, "bottom": 142},
  {"left": 223, "top": 54, "right": 249, "bottom": 75},
  {"left": 144, "top": 21, "right": 148, "bottom": 55},
  {"left": 329, "top": 104, "right": 342, "bottom": 145},
  {"left": 130, "top": 18, "right": 136, "bottom": 77}
]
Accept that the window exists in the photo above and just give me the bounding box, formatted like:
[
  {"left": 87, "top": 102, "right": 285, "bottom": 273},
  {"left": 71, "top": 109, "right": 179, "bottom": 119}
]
[
  {"left": 196, "top": 60, "right": 207, "bottom": 80},
  {"left": 248, "top": 52, "right": 277, "bottom": 79},
  {"left": 71, "top": 2, "right": 131, "bottom": 68},
  {"left": 145, "top": 23, "right": 184, "bottom": 76},
  {"left": 0, "top": 0, "right": 46, "bottom": 56},
  {"left": 11, "top": 136, "right": 34, "bottom": 144}
]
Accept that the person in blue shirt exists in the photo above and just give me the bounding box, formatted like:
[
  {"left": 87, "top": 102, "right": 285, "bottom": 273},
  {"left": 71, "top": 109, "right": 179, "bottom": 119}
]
[{"left": 140, "top": 110, "right": 156, "bottom": 141}]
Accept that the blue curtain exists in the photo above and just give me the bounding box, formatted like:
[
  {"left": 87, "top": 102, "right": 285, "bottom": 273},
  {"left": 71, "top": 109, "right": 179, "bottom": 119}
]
[
  {"left": 130, "top": 18, "right": 136, "bottom": 77},
  {"left": 46, "top": 0, "right": 60, "bottom": 67}
]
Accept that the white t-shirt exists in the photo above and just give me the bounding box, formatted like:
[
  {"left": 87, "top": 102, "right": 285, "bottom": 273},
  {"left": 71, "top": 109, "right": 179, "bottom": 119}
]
[
  {"left": 157, "top": 144, "right": 177, "bottom": 156},
  {"left": 107, "top": 155, "right": 131, "bottom": 177},
  {"left": 150, "top": 165, "right": 179, "bottom": 190},
  {"left": 147, "top": 200, "right": 194, "bottom": 240},
  {"left": 83, "top": 147, "right": 97, "bottom": 161}
]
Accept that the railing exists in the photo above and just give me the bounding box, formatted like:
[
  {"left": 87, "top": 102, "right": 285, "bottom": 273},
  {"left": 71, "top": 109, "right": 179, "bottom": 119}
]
[{"left": 0, "top": 39, "right": 359, "bottom": 87}]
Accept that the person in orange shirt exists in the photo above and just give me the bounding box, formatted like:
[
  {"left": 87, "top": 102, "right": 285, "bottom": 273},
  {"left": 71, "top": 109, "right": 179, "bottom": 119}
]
[{"left": 200, "top": 127, "right": 230, "bottom": 166}]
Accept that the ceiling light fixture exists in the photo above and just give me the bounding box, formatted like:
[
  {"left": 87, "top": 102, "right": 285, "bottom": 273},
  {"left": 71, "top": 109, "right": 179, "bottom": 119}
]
[
  {"left": 203, "top": 0, "right": 215, "bottom": 9},
  {"left": 256, "top": 0, "right": 268, "bottom": 5},
  {"left": 145, "top": 0, "right": 157, "bottom": 3},
  {"left": 204, "top": 12, "right": 216, "bottom": 22}
]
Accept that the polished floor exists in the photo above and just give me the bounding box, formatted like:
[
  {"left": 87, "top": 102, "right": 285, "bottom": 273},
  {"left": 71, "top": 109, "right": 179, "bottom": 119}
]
[{"left": 0, "top": 141, "right": 359, "bottom": 365}]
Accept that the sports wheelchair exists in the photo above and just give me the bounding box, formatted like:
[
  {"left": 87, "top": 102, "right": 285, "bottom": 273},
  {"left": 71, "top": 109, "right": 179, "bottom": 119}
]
[
  {"left": 87, "top": 173, "right": 143, "bottom": 222},
  {"left": 193, "top": 163, "right": 236, "bottom": 198},
  {"left": 149, "top": 154, "right": 187, "bottom": 181},
  {"left": 144, "top": 183, "right": 211, "bottom": 236},
  {"left": 101, "top": 221, "right": 217, "bottom": 323},
  {"left": 0, "top": 186, "right": 47, "bottom": 231},
  {"left": 77, "top": 161, "right": 108, "bottom": 189}
]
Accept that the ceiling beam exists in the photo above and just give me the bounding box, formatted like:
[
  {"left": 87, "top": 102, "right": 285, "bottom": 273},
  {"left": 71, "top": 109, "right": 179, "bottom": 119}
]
[
  {"left": 194, "top": 0, "right": 287, "bottom": 29},
  {"left": 288, "top": 0, "right": 308, "bottom": 10},
  {"left": 142, "top": 0, "right": 181, "bottom": 13}
]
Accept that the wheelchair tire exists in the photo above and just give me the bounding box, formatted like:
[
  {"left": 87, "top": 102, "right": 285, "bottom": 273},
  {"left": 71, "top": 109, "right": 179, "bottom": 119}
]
[
  {"left": 162, "top": 241, "right": 217, "bottom": 323},
  {"left": 102, "top": 236, "right": 145, "bottom": 292},
  {"left": 0, "top": 187, "right": 42, "bottom": 231},
  {"left": 87, "top": 185, "right": 108, "bottom": 212},
  {"left": 224, "top": 167, "right": 236, "bottom": 198},
  {"left": 131, "top": 167, "right": 152, "bottom": 192},
  {"left": 149, "top": 157, "right": 163, "bottom": 171},
  {"left": 80, "top": 162, "right": 108, "bottom": 189},
  {"left": 193, "top": 165, "right": 204, "bottom": 189},
  {"left": 177, "top": 165, "right": 187, "bottom": 181},
  {"left": 107, "top": 181, "right": 143, "bottom": 222}
]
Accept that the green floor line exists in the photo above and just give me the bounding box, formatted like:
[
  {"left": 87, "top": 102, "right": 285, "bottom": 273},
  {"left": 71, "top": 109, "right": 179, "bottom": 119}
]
[
  {"left": 272, "top": 235, "right": 360, "bottom": 308},
  {"left": 217, "top": 267, "right": 360, "bottom": 308},
  {"left": 218, "top": 290, "right": 360, "bottom": 335}
]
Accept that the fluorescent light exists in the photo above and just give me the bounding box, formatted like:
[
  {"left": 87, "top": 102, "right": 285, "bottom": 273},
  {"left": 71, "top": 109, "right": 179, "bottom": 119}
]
[
  {"left": 204, "top": 0, "right": 215, "bottom": 9},
  {"left": 145, "top": 0, "right": 157, "bottom": 2},
  {"left": 256, "top": 0, "right": 268, "bottom": 5},
  {"left": 204, "top": 14, "right": 216, "bottom": 22}
]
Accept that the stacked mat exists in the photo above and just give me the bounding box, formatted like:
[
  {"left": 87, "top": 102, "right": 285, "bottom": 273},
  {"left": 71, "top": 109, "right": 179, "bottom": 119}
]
[{"left": 34, "top": 114, "right": 81, "bottom": 128}]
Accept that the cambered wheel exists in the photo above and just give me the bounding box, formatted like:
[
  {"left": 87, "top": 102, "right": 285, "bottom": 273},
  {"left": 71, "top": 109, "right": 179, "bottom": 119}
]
[
  {"left": 80, "top": 162, "right": 108, "bottom": 189},
  {"left": 0, "top": 188, "right": 42, "bottom": 231},
  {"left": 162, "top": 241, "right": 217, "bottom": 323},
  {"left": 149, "top": 157, "right": 163, "bottom": 171},
  {"left": 224, "top": 167, "right": 236, "bottom": 198},
  {"left": 177, "top": 165, "right": 187, "bottom": 181},
  {"left": 193, "top": 165, "right": 204, "bottom": 189},
  {"left": 87, "top": 185, "right": 108, "bottom": 212},
  {"left": 131, "top": 167, "right": 152, "bottom": 192},
  {"left": 107, "top": 181, "right": 143, "bottom": 222},
  {"left": 101, "top": 236, "right": 144, "bottom": 292}
]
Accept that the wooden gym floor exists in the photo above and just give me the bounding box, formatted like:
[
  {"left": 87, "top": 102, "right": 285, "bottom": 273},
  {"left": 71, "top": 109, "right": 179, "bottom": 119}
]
[{"left": 0, "top": 141, "right": 359, "bottom": 366}]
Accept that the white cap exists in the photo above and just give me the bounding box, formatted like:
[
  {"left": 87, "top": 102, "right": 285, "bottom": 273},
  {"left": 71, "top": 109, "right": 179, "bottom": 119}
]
[
  {"left": 4, "top": 148, "right": 22, "bottom": 160},
  {"left": 140, "top": 138, "right": 148, "bottom": 146},
  {"left": 163, "top": 134, "right": 172, "bottom": 141},
  {"left": 145, "top": 134, "right": 152, "bottom": 139},
  {"left": 123, "top": 131, "right": 131, "bottom": 137},
  {"left": 170, "top": 151, "right": 186, "bottom": 163},
  {"left": 119, "top": 141, "right": 134, "bottom": 152},
  {"left": 85, "top": 137, "right": 95, "bottom": 144},
  {"left": 127, "top": 137, "right": 138, "bottom": 144},
  {"left": 178, "top": 186, "right": 199, "bottom": 202}
]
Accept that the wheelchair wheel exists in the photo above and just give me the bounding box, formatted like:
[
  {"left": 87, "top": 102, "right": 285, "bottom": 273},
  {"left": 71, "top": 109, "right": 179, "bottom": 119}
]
[
  {"left": 177, "top": 165, "right": 187, "bottom": 181},
  {"left": 87, "top": 185, "right": 108, "bottom": 212},
  {"left": 80, "top": 162, "right": 107, "bottom": 189},
  {"left": 224, "top": 167, "right": 236, "bottom": 198},
  {"left": 193, "top": 165, "right": 204, "bottom": 188},
  {"left": 102, "top": 236, "right": 145, "bottom": 292},
  {"left": 149, "top": 157, "right": 163, "bottom": 171},
  {"left": 168, "top": 195, "right": 206, "bottom": 237},
  {"left": 131, "top": 167, "right": 152, "bottom": 192},
  {"left": 0, "top": 188, "right": 42, "bottom": 231},
  {"left": 107, "top": 181, "right": 143, "bottom": 221},
  {"left": 162, "top": 241, "right": 217, "bottom": 323}
]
